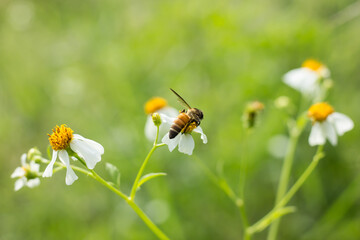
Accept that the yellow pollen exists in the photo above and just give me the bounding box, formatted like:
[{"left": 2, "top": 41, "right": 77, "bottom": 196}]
[
  {"left": 183, "top": 122, "right": 198, "bottom": 134},
  {"left": 48, "top": 124, "right": 74, "bottom": 151},
  {"left": 308, "top": 102, "right": 334, "bottom": 122},
  {"left": 144, "top": 97, "right": 167, "bottom": 115},
  {"left": 302, "top": 59, "right": 323, "bottom": 72}
]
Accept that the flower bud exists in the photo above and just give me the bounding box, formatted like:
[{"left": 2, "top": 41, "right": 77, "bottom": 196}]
[
  {"left": 152, "top": 112, "right": 162, "bottom": 127},
  {"left": 274, "top": 96, "right": 290, "bottom": 109},
  {"left": 243, "top": 101, "right": 265, "bottom": 129},
  {"left": 27, "top": 147, "right": 42, "bottom": 163}
]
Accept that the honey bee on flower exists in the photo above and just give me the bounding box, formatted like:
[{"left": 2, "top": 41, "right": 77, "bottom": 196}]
[
  {"left": 161, "top": 89, "right": 207, "bottom": 155},
  {"left": 307, "top": 102, "right": 354, "bottom": 146}
]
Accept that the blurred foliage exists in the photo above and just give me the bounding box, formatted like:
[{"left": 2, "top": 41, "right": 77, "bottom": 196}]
[{"left": 1, "top": 0, "right": 360, "bottom": 239}]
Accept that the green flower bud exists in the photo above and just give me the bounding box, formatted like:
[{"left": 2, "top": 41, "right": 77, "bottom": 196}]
[{"left": 152, "top": 112, "right": 162, "bottom": 127}]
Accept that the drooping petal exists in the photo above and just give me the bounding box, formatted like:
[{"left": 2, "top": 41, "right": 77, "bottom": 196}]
[
  {"left": 309, "top": 122, "right": 326, "bottom": 146},
  {"left": 30, "top": 161, "right": 40, "bottom": 172},
  {"left": 70, "top": 139, "right": 101, "bottom": 169},
  {"left": 58, "top": 150, "right": 78, "bottom": 185},
  {"left": 178, "top": 134, "right": 195, "bottom": 155},
  {"left": 283, "top": 68, "right": 319, "bottom": 95},
  {"left": 11, "top": 167, "right": 26, "bottom": 178},
  {"left": 20, "top": 153, "right": 27, "bottom": 166},
  {"left": 73, "top": 134, "right": 104, "bottom": 155},
  {"left": 192, "top": 126, "right": 208, "bottom": 144},
  {"left": 42, "top": 150, "right": 58, "bottom": 178},
  {"left": 14, "top": 177, "right": 26, "bottom": 191},
  {"left": 162, "top": 132, "right": 180, "bottom": 152},
  {"left": 327, "top": 112, "right": 354, "bottom": 136},
  {"left": 322, "top": 121, "right": 337, "bottom": 146},
  {"left": 26, "top": 178, "right": 40, "bottom": 188}
]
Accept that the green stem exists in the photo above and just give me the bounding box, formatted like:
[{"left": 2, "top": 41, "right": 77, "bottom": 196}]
[
  {"left": 193, "top": 156, "right": 250, "bottom": 239},
  {"left": 249, "top": 145, "right": 324, "bottom": 235},
  {"left": 127, "top": 200, "right": 170, "bottom": 240},
  {"left": 129, "top": 125, "right": 163, "bottom": 200},
  {"left": 267, "top": 114, "right": 307, "bottom": 240}
]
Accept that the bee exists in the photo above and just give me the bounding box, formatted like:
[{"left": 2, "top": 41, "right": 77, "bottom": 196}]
[{"left": 169, "top": 88, "right": 204, "bottom": 139}]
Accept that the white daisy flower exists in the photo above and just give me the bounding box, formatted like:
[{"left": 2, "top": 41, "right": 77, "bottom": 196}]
[
  {"left": 283, "top": 59, "right": 330, "bottom": 96},
  {"left": 308, "top": 102, "right": 354, "bottom": 146},
  {"left": 11, "top": 153, "right": 41, "bottom": 191},
  {"left": 43, "top": 124, "right": 104, "bottom": 185},
  {"left": 160, "top": 114, "right": 207, "bottom": 155},
  {"left": 144, "top": 97, "right": 178, "bottom": 141}
]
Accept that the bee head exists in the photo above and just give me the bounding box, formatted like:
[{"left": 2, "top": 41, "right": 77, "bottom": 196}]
[{"left": 194, "top": 108, "right": 203, "bottom": 123}]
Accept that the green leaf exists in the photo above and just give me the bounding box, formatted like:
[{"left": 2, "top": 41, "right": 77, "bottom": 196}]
[
  {"left": 105, "top": 163, "right": 121, "bottom": 188},
  {"left": 137, "top": 172, "right": 167, "bottom": 189}
]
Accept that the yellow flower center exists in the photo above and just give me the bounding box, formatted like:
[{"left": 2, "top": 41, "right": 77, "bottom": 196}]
[
  {"left": 48, "top": 125, "right": 74, "bottom": 151},
  {"left": 183, "top": 122, "right": 198, "bottom": 134},
  {"left": 308, "top": 102, "right": 334, "bottom": 122},
  {"left": 144, "top": 97, "right": 167, "bottom": 114},
  {"left": 302, "top": 59, "right": 323, "bottom": 72}
]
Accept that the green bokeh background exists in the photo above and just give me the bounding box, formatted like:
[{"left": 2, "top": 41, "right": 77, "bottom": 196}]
[{"left": 1, "top": 0, "right": 360, "bottom": 239}]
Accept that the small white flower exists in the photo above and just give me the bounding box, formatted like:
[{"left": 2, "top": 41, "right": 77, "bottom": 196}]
[
  {"left": 43, "top": 125, "right": 104, "bottom": 185},
  {"left": 160, "top": 114, "right": 207, "bottom": 155},
  {"left": 283, "top": 59, "right": 330, "bottom": 96},
  {"left": 144, "top": 97, "right": 178, "bottom": 141},
  {"left": 308, "top": 103, "right": 354, "bottom": 146},
  {"left": 11, "top": 153, "right": 41, "bottom": 191}
]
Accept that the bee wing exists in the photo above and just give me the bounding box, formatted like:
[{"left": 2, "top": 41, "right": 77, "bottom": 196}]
[{"left": 170, "top": 88, "right": 191, "bottom": 109}]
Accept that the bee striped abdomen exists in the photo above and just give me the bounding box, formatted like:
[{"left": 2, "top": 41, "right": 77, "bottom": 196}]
[{"left": 169, "top": 113, "right": 190, "bottom": 139}]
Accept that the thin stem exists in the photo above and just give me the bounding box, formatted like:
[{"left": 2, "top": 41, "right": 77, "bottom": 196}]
[
  {"left": 130, "top": 125, "right": 163, "bottom": 200},
  {"left": 249, "top": 145, "right": 324, "bottom": 235},
  {"left": 193, "top": 156, "right": 250, "bottom": 239},
  {"left": 267, "top": 114, "right": 307, "bottom": 240}
]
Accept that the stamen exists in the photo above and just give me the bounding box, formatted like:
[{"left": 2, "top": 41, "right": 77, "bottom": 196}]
[
  {"left": 302, "top": 59, "right": 323, "bottom": 72},
  {"left": 183, "top": 122, "right": 197, "bottom": 134},
  {"left": 48, "top": 124, "right": 74, "bottom": 151},
  {"left": 144, "top": 97, "right": 167, "bottom": 114},
  {"left": 308, "top": 102, "right": 334, "bottom": 122}
]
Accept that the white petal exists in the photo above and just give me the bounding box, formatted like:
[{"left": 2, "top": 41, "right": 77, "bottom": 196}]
[
  {"left": 322, "top": 121, "right": 337, "bottom": 146},
  {"left": 42, "top": 150, "right": 58, "bottom": 178},
  {"left": 145, "top": 115, "right": 157, "bottom": 141},
  {"left": 162, "top": 132, "right": 180, "bottom": 152},
  {"left": 30, "top": 161, "right": 40, "bottom": 172},
  {"left": 14, "top": 178, "right": 26, "bottom": 191},
  {"left": 11, "top": 167, "right": 26, "bottom": 178},
  {"left": 20, "top": 153, "right": 27, "bottom": 166},
  {"left": 73, "top": 134, "right": 104, "bottom": 155},
  {"left": 327, "top": 112, "right": 354, "bottom": 136},
  {"left": 70, "top": 139, "right": 101, "bottom": 169},
  {"left": 283, "top": 68, "right": 319, "bottom": 95},
  {"left": 159, "top": 113, "right": 177, "bottom": 124},
  {"left": 26, "top": 178, "right": 40, "bottom": 188},
  {"left": 159, "top": 107, "right": 179, "bottom": 118},
  {"left": 309, "top": 122, "right": 326, "bottom": 146},
  {"left": 58, "top": 150, "right": 78, "bottom": 185},
  {"left": 192, "top": 126, "right": 208, "bottom": 144},
  {"left": 178, "top": 134, "right": 195, "bottom": 155}
]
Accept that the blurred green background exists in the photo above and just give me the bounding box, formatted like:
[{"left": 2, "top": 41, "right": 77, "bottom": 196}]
[{"left": 1, "top": 0, "right": 360, "bottom": 239}]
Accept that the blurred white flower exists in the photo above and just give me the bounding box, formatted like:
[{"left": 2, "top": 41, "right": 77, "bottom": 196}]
[
  {"left": 160, "top": 114, "right": 207, "bottom": 155},
  {"left": 11, "top": 154, "right": 40, "bottom": 191},
  {"left": 144, "top": 97, "right": 178, "bottom": 141},
  {"left": 308, "top": 103, "right": 354, "bottom": 146},
  {"left": 283, "top": 59, "right": 330, "bottom": 96},
  {"left": 43, "top": 125, "right": 104, "bottom": 185}
]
